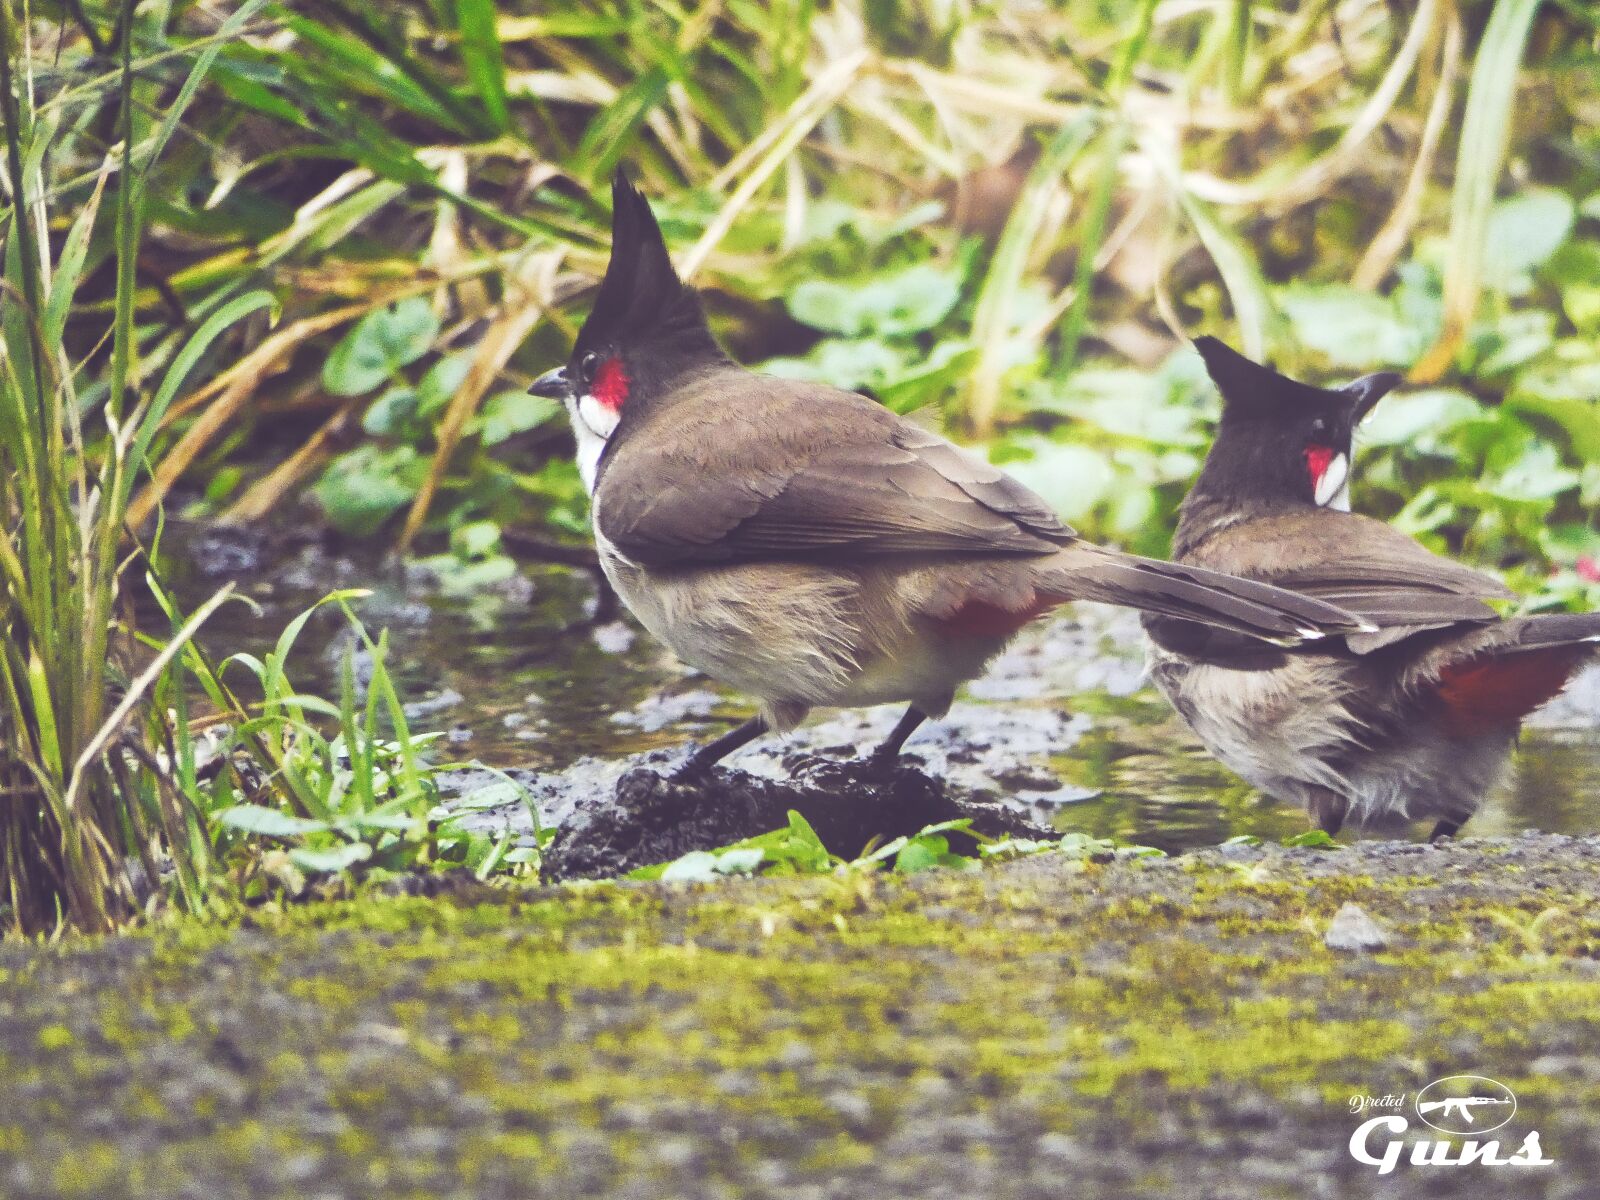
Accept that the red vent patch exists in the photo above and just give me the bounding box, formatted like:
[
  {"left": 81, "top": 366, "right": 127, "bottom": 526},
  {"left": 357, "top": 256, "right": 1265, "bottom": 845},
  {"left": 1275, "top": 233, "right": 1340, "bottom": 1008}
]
[
  {"left": 931, "top": 593, "right": 1059, "bottom": 639},
  {"left": 1435, "top": 646, "right": 1585, "bottom": 737}
]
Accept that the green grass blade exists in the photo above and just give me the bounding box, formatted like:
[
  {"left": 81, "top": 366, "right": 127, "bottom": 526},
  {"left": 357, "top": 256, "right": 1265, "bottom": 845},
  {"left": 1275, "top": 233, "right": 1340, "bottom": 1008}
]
[
  {"left": 120, "top": 290, "right": 278, "bottom": 511},
  {"left": 967, "top": 116, "right": 1098, "bottom": 432},
  {"left": 1178, "top": 188, "right": 1274, "bottom": 359},
  {"left": 1418, "top": 0, "right": 1543, "bottom": 377},
  {"left": 455, "top": 0, "right": 510, "bottom": 134}
]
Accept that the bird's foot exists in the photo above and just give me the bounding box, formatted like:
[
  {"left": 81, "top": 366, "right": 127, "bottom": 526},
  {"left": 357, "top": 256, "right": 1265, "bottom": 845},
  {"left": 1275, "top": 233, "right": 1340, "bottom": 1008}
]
[
  {"left": 858, "top": 749, "right": 905, "bottom": 779},
  {"left": 669, "top": 756, "right": 714, "bottom": 785}
]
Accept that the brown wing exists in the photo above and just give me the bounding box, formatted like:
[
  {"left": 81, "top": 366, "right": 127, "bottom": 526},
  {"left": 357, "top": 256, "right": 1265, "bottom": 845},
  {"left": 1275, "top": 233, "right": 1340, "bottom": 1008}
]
[
  {"left": 1184, "top": 510, "right": 1510, "bottom": 653},
  {"left": 594, "top": 372, "right": 1075, "bottom": 567}
]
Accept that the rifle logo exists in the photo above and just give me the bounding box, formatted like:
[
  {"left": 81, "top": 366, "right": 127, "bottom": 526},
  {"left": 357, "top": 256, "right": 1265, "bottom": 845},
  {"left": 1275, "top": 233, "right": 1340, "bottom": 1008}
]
[{"left": 1414, "top": 1076, "right": 1517, "bottom": 1136}]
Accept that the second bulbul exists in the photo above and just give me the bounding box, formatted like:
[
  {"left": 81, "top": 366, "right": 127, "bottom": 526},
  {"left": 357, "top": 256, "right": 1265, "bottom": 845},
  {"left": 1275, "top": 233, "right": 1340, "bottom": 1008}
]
[{"left": 1146, "top": 337, "right": 1600, "bottom": 839}]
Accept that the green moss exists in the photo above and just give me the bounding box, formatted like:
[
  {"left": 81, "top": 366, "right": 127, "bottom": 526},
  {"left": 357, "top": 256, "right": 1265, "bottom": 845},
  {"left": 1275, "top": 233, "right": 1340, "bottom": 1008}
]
[{"left": 6, "top": 844, "right": 1600, "bottom": 1194}]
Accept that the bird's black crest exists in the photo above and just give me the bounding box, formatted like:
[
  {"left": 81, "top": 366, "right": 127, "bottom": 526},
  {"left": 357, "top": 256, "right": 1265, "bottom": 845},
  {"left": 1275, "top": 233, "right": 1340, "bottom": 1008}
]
[
  {"left": 575, "top": 170, "right": 718, "bottom": 362},
  {"left": 1193, "top": 335, "right": 1401, "bottom": 422},
  {"left": 1193, "top": 336, "right": 1336, "bottom": 418}
]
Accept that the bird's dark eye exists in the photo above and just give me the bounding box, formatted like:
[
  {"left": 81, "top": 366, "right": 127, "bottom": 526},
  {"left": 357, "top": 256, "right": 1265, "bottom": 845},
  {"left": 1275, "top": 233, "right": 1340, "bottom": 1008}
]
[
  {"left": 1308, "top": 417, "right": 1329, "bottom": 439},
  {"left": 579, "top": 352, "right": 600, "bottom": 382}
]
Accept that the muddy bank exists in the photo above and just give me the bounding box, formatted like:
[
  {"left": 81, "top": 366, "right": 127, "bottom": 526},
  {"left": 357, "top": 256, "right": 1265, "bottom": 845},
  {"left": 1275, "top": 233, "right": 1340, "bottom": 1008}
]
[
  {"left": 4, "top": 835, "right": 1600, "bottom": 1199},
  {"left": 443, "top": 746, "right": 1070, "bottom": 882},
  {"left": 537, "top": 754, "right": 1060, "bottom": 881}
]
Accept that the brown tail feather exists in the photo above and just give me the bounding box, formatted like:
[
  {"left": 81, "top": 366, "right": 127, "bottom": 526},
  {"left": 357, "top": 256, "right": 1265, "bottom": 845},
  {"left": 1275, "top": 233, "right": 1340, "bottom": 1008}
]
[
  {"left": 1042, "top": 544, "right": 1371, "bottom": 645},
  {"left": 1498, "top": 611, "right": 1600, "bottom": 651}
]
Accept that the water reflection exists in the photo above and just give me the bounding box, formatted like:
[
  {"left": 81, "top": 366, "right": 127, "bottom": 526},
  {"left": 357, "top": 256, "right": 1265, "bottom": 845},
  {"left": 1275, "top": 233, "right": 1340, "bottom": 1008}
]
[{"left": 161, "top": 530, "right": 1600, "bottom": 850}]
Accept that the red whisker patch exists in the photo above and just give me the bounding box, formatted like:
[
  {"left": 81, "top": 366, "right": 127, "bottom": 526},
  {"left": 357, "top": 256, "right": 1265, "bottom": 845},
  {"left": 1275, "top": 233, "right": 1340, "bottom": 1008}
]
[
  {"left": 1304, "top": 443, "right": 1334, "bottom": 489},
  {"left": 1435, "top": 646, "right": 1585, "bottom": 737},
  {"left": 593, "top": 356, "right": 629, "bottom": 411}
]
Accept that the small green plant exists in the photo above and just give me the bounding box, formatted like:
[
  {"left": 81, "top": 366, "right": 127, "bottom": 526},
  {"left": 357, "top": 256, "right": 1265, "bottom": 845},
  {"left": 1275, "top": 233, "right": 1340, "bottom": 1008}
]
[
  {"left": 1282, "top": 829, "right": 1341, "bottom": 849},
  {"left": 630, "top": 810, "right": 838, "bottom": 882},
  {"left": 159, "top": 590, "right": 548, "bottom": 899},
  {"left": 631, "top": 812, "right": 1164, "bottom": 882}
]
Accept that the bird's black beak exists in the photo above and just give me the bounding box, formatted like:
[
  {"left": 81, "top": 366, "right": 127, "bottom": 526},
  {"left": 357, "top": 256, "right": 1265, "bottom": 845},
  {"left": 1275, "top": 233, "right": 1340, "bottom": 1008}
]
[
  {"left": 530, "top": 366, "right": 570, "bottom": 399},
  {"left": 1343, "top": 371, "right": 1403, "bottom": 424}
]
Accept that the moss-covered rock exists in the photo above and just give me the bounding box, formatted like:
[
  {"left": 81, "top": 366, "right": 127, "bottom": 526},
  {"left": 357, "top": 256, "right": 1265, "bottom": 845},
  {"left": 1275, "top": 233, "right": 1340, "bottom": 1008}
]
[{"left": 3, "top": 835, "right": 1600, "bottom": 1198}]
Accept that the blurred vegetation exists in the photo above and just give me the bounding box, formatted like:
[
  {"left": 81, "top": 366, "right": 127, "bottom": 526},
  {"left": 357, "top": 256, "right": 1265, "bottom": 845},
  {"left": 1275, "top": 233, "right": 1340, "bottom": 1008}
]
[
  {"left": 3, "top": 0, "right": 1599, "bottom": 928},
  {"left": 7, "top": 0, "right": 1595, "bottom": 586}
]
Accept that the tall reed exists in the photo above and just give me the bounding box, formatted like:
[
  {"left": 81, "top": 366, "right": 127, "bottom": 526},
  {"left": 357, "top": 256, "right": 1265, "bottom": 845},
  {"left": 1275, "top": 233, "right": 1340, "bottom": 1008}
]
[{"left": 0, "top": 0, "right": 268, "bottom": 932}]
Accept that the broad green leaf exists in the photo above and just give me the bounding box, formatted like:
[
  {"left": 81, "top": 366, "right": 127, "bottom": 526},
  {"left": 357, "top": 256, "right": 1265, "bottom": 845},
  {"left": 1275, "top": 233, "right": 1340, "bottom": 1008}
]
[
  {"left": 478, "top": 391, "right": 559, "bottom": 444},
  {"left": 1504, "top": 394, "right": 1600, "bottom": 460},
  {"left": 1279, "top": 286, "right": 1431, "bottom": 369},
  {"left": 997, "top": 438, "right": 1115, "bottom": 524},
  {"left": 1035, "top": 368, "right": 1208, "bottom": 446},
  {"left": 1512, "top": 347, "right": 1600, "bottom": 403},
  {"left": 361, "top": 386, "right": 419, "bottom": 437},
  {"left": 761, "top": 338, "right": 909, "bottom": 392},
  {"left": 1563, "top": 285, "right": 1600, "bottom": 334},
  {"left": 787, "top": 262, "right": 962, "bottom": 337},
  {"left": 877, "top": 342, "right": 980, "bottom": 413},
  {"left": 1480, "top": 441, "right": 1580, "bottom": 502},
  {"left": 450, "top": 520, "right": 502, "bottom": 558},
  {"left": 894, "top": 837, "right": 946, "bottom": 873},
  {"left": 289, "top": 843, "right": 375, "bottom": 873},
  {"left": 1482, "top": 188, "right": 1575, "bottom": 291},
  {"left": 313, "top": 445, "right": 426, "bottom": 534},
  {"left": 323, "top": 299, "right": 441, "bottom": 396},
  {"left": 1359, "top": 389, "right": 1483, "bottom": 450},
  {"left": 415, "top": 351, "right": 475, "bottom": 418},
  {"left": 1473, "top": 309, "right": 1556, "bottom": 376},
  {"left": 414, "top": 553, "right": 518, "bottom": 593},
  {"left": 216, "top": 805, "right": 331, "bottom": 836}
]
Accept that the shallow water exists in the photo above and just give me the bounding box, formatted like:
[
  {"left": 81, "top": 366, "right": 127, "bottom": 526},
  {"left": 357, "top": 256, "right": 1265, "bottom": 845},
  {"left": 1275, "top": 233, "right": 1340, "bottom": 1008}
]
[{"left": 162, "top": 526, "right": 1600, "bottom": 850}]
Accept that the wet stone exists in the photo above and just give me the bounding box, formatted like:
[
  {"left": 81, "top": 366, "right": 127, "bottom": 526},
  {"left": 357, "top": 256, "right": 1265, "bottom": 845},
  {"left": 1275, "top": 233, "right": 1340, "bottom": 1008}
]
[{"left": 1324, "top": 902, "right": 1390, "bottom": 952}]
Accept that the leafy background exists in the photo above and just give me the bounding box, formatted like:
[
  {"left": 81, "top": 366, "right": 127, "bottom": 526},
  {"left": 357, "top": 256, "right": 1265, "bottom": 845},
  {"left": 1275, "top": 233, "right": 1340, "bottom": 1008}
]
[{"left": 15, "top": 0, "right": 1591, "bottom": 609}]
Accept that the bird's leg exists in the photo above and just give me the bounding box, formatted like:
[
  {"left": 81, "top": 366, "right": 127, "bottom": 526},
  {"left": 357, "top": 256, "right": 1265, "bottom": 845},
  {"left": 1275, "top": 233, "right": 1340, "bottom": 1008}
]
[
  {"left": 673, "top": 716, "right": 768, "bottom": 781},
  {"left": 865, "top": 705, "right": 929, "bottom": 770},
  {"left": 1429, "top": 818, "right": 1462, "bottom": 842},
  {"left": 1306, "top": 788, "right": 1348, "bottom": 837}
]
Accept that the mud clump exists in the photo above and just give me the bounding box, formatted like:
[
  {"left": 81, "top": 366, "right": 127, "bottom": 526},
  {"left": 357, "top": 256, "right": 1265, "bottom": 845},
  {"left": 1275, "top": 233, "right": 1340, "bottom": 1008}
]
[{"left": 543, "top": 754, "right": 1057, "bottom": 880}]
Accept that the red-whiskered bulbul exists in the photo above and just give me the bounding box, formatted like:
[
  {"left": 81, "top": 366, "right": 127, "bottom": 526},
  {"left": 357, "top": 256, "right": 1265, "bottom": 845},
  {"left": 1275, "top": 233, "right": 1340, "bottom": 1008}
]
[
  {"left": 530, "top": 173, "right": 1370, "bottom": 778},
  {"left": 1145, "top": 336, "right": 1600, "bottom": 838}
]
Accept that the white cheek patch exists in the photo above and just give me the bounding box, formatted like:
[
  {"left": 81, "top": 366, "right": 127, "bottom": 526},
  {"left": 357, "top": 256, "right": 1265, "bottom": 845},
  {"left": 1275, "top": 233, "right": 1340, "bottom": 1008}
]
[
  {"left": 562, "top": 394, "right": 613, "bottom": 495},
  {"left": 577, "top": 393, "right": 620, "bottom": 440},
  {"left": 1314, "top": 452, "right": 1349, "bottom": 509}
]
